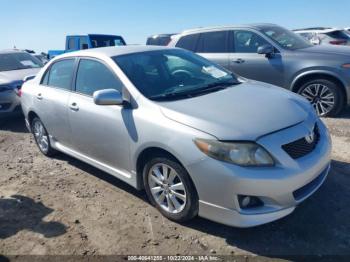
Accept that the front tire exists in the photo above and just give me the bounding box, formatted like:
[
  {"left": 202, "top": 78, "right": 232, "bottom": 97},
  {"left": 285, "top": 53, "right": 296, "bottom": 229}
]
[
  {"left": 143, "top": 157, "right": 198, "bottom": 222},
  {"left": 31, "top": 117, "right": 56, "bottom": 156},
  {"left": 298, "top": 79, "right": 344, "bottom": 117}
]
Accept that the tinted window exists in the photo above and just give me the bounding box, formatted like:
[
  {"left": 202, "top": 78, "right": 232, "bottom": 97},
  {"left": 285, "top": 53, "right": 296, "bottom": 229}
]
[
  {"left": 89, "top": 35, "right": 126, "bottom": 48},
  {"left": 197, "top": 31, "right": 228, "bottom": 53},
  {"left": 175, "top": 34, "right": 199, "bottom": 52},
  {"left": 325, "top": 30, "right": 350, "bottom": 40},
  {"left": 48, "top": 59, "right": 75, "bottom": 90},
  {"left": 68, "top": 38, "right": 76, "bottom": 50},
  {"left": 0, "top": 52, "right": 42, "bottom": 72},
  {"left": 114, "top": 49, "right": 238, "bottom": 100},
  {"left": 75, "top": 59, "right": 122, "bottom": 96},
  {"left": 147, "top": 36, "right": 172, "bottom": 46},
  {"left": 233, "top": 31, "right": 270, "bottom": 53}
]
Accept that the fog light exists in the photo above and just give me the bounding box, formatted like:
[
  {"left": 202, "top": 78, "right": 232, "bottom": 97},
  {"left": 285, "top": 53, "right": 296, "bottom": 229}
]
[{"left": 238, "top": 195, "right": 263, "bottom": 209}]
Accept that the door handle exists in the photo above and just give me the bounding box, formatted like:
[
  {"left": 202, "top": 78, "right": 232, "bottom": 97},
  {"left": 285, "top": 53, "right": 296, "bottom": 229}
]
[
  {"left": 233, "top": 58, "right": 245, "bottom": 64},
  {"left": 36, "top": 93, "right": 43, "bottom": 100},
  {"left": 69, "top": 102, "right": 79, "bottom": 111}
]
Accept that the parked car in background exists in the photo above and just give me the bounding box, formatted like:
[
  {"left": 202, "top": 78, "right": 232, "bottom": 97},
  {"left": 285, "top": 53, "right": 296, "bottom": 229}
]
[
  {"left": 293, "top": 27, "right": 350, "bottom": 46},
  {"left": 169, "top": 24, "right": 350, "bottom": 116},
  {"left": 48, "top": 34, "right": 127, "bottom": 59},
  {"left": 33, "top": 53, "right": 49, "bottom": 65},
  {"left": 146, "top": 34, "right": 176, "bottom": 46},
  {"left": 21, "top": 46, "right": 331, "bottom": 227},
  {"left": 0, "top": 50, "right": 42, "bottom": 118}
]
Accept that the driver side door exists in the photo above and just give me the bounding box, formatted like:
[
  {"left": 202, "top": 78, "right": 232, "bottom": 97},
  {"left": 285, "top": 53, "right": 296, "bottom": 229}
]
[{"left": 228, "top": 30, "right": 285, "bottom": 87}]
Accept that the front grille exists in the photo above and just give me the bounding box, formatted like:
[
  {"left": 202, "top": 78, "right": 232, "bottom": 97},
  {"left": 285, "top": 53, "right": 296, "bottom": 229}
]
[{"left": 282, "top": 124, "right": 320, "bottom": 159}]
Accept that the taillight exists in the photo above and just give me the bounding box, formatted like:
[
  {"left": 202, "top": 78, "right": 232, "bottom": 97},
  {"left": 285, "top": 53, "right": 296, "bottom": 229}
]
[{"left": 329, "top": 40, "right": 347, "bottom": 45}]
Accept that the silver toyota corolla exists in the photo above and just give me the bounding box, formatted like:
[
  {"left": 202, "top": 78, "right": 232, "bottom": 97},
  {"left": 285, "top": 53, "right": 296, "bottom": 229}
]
[{"left": 21, "top": 46, "right": 331, "bottom": 227}]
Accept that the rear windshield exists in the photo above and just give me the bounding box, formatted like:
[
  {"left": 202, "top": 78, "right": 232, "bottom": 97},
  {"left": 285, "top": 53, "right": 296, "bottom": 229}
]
[
  {"left": 0, "top": 52, "right": 43, "bottom": 72},
  {"left": 89, "top": 35, "right": 126, "bottom": 48},
  {"left": 325, "top": 30, "right": 350, "bottom": 40},
  {"left": 147, "top": 36, "right": 172, "bottom": 46}
]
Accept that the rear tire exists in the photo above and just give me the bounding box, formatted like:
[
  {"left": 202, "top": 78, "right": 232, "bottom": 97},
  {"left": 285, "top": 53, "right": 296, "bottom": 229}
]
[
  {"left": 143, "top": 156, "right": 198, "bottom": 222},
  {"left": 31, "top": 117, "right": 56, "bottom": 157},
  {"left": 298, "top": 79, "right": 344, "bottom": 117}
]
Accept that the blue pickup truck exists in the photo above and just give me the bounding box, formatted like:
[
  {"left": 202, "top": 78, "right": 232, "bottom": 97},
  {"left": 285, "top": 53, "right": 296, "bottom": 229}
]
[{"left": 48, "top": 34, "right": 126, "bottom": 59}]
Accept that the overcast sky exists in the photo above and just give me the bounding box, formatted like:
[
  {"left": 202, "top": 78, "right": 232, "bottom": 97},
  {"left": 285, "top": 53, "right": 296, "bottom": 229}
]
[{"left": 1, "top": 0, "right": 350, "bottom": 52}]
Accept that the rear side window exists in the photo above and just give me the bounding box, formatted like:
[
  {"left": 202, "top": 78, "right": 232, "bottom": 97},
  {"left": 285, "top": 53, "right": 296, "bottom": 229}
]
[
  {"left": 47, "top": 59, "right": 75, "bottom": 90},
  {"left": 175, "top": 34, "right": 199, "bottom": 52},
  {"left": 75, "top": 59, "right": 123, "bottom": 96},
  {"left": 196, "top": 31, "right": 228, "bottom": 53}
]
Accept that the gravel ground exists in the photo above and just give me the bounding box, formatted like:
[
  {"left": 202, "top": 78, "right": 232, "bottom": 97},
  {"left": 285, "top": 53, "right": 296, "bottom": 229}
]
[{"left": 0, "top": 108, "right": 349, "bottom": 260}]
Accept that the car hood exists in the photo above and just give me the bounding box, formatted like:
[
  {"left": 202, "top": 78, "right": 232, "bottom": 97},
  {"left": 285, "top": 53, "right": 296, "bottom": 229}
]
[
  {"left": 158, "top": 81, "right": 311, "bottom": 140},
  {"left": 0, "top": 68, "right": 41, "bottom": 86},
  {"left": 299, "top": 45, "right": 350, "bottom": 56}
]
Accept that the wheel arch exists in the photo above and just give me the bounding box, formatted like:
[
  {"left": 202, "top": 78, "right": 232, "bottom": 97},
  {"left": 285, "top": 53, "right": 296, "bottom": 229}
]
[
  {"left": 291, "top": 71, "right": 347, "bottom": 104},
  {"left": 135, "top": 146, "right": 198, "bottom": 197}
]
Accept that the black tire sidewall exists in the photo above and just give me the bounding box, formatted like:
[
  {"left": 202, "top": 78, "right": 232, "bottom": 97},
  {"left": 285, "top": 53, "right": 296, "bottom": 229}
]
[
  {"left": 298, "top": 79, "right": 344, "bottom": 117},
  {"left": 143, "top": 157, "right": 198, "bottom": 222}
]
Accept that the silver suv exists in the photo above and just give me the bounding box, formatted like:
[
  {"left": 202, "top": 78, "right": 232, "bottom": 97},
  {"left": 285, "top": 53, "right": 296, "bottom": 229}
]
[
  {"left": 169, "top": 24, "right": 350, "bottom": 117},
  {"left": 21, "top": 46, "right": 331, "bottom": 227}
]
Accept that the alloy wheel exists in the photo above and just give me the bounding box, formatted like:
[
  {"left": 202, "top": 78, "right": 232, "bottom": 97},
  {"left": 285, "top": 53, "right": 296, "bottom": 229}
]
[
  {"left": 33, "top": 120, "right": 49, "bottom": 153},
  {"left": 148, "top": 163, "right": 187, "bottom": 214},
  {"left": 300, "top": 83, "right": 335, "bottom": 116}
]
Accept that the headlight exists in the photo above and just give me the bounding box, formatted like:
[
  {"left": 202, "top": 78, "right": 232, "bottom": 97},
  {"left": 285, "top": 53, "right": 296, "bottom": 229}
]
[{"left": 194, "top": 139, "right": 274, "bottom": 167}]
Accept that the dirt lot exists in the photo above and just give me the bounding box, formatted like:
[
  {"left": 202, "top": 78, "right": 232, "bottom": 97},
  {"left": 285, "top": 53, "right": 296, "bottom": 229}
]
[{"left": 0, "top": 109, "right": 350, "bottom": 260}]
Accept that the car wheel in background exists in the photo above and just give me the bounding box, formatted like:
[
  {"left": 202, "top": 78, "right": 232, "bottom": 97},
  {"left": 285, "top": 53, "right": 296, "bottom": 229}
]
[
  {"left": 143, "top": 157, "right": 198, "bottom": 222},
  {"left": 31, "top": 117, "right": 56, "bottom": 156},
  {"left": 298, "top": 79, "right": 344, "bottom": 117}
]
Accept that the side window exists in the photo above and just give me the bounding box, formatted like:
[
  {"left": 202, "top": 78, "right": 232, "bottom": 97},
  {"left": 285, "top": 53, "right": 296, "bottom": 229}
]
[
  {"left": 75, "top": 59, "right": 123, "bottom": 96},
  {"left": 175, "top": 34, "right": 200, "bottom": 52},
  {"left": 233, "top": 30, "right": 270, "bottom": 53},
  {"left": 80, "top": 37, "right": 89, "bottom": 50},
  {"left": 197, "top": 31, "right": 228, "bottom": 53},
  {"left": 67, "top": 38, "right": 76, "bottom": 50},
  {"left": 41, "top": 70, "right": 49, "bottom": 85},
  {"left": 48, "top": 59, "right": 75, "bottom": 90}
]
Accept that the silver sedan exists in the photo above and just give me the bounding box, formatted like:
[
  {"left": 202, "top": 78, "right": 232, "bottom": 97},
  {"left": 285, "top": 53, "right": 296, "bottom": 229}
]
[{"left": 20, "top": 46, "right": 331, "bottom": 227}]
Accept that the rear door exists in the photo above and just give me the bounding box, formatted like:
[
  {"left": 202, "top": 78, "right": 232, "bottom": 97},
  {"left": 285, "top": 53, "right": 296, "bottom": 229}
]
[
  {"left": 67, "top": 58, "right": 131, "bottom": 172},
  {"left": 228, "top": 30, "right": 285, "bottom": 87},
  {"left": 195, "top": 30, "right": 231, "bottom": 69},
  {"left": 35, "top": 58, "right": 76, "bottom": 147}
]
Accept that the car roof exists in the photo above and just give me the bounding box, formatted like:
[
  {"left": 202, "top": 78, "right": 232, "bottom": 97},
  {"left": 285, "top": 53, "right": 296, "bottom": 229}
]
[
  {"left": 180, "top": 23, "right": 280, "bottom": 34},
  {"left": 293, "top": 27, "right": 343, "bottom": 33},
  {"left": 56, "top": 45, "right": 176, "bottom": 59},
  {"left": 0, "top": 49, "right": 27, "bottom": 55}
]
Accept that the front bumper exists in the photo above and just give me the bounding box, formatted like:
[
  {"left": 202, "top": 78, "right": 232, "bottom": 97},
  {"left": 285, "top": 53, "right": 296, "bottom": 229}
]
[
  {"left": 0, "top": 90, "right": 21, "bottom": 118},
  {"left": 187, "top": 118, "right": 332, "bottom": 227}
]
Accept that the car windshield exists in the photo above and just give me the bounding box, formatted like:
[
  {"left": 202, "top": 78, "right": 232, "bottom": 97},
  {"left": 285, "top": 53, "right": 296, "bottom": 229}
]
[
  {"left": 0, "top": 52, "right": 43, "bottom": 72},
  {"left": 260, "top": 26, "right": 312, "bottom": 50},
  {"left": 90, "top": 35, "right": 126, "bottom": 48},
  {"left": 113, "top": 49, "right": 240, "bottom": 101}
]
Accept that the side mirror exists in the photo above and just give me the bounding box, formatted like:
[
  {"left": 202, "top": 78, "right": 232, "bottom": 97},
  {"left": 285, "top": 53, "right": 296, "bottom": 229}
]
[
  {"left": 93, "top": 89, "right": 123, "bottom": 106},
  {"left": 257, "top": 44, "right": 274, "bottom": 56},
  {"left": 23, "top": 75, "right": 36, "bottom": 83}
]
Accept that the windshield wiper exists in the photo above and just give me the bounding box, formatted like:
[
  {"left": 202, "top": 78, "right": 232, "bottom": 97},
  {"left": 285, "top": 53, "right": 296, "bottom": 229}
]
[{"left": 149, "top": 80, "right": 240, "bottom": 101}]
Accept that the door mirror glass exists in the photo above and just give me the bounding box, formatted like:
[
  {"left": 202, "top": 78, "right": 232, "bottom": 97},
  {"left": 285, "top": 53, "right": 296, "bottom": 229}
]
[
  {"left": 93, "top": 89, "right": 123, "bottom": 105},
  {"left": 257, "top": 44, "right": 274, "bottom": 55}
]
